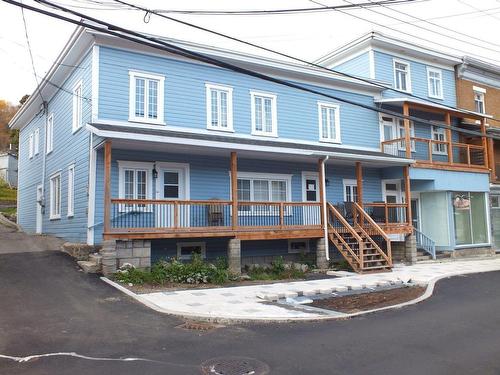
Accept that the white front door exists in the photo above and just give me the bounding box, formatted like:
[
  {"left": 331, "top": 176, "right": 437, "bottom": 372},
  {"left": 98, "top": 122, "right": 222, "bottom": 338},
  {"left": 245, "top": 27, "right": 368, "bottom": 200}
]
[
  {"left": 36, "top": 184, "right": 43, "bottom": 234},
  {"left": 302, "top": 172, "right": 320, "bottom": 225},
  {"left": 382, "top": 179, "right": 403, "bottom": 240},
  {"left": 155, "top": 164, "right": 189, "bottom": 228}
]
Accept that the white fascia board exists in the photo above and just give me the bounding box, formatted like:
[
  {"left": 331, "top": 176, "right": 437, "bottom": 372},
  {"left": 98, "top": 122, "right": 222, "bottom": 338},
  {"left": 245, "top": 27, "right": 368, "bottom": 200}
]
[
  {"left": 91, "top": 118, "right": 382, "bottom": 153},
  {"left": 86, "top": 124, "right": 413, "bottom": 165}
]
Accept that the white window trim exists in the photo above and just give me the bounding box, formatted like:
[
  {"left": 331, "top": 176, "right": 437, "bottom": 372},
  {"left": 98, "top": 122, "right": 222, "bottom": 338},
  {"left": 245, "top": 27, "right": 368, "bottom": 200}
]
[
  {"left": 34, "top": 128, "right": 39, "bottom": 155},
  {"left": 205, "top": 83, "right": 234, "bottom": 132},
  {"left": 49, "top": 172, "right": 62, "bottom": 220},
  {"left": 431, "top": 126, "right": 447, "bottom": 155},
  {"left": 473, "top": 85, "right": 486, "bottom": 94},
  {"left": 117, "top": 160, "right": 154, "bottom": 200},
  {"left": 301, "top": 171, "right": 319, "bottom": 203},
  {"left": 426, "top": 67, "right": 444, "bottom": 100},
  {"left": 250, "top": 90, "right": 278, "bottom": 137},
  {"left": 128, "top": 70, "right": 165, "bottom": 125},
  {"left": 393, "top": 58, "right": 412, "bottom": 93},
  {"left": 67, "top": 164, "right": 75, "bottom": 217},
  {"left": 28, "top": 133, "right": 33, "bottom": 159},
  {"left": 474, "top": 90, "right": 486, "bottom": 114},
  {"left": 46, "top": 113, "right": 54, "bottom": 155},
  {"left": 288, "top": 239, "right": 310, "bottom": 254},
  {"left": 155, "top": 161, "right": 191, "bottom": 201},
  {"left": 317, "top": 101, "right": 341, "bottom": 144},
  {"left": 343, "top": 179, "right": 358, "bottom": 202},
  {"left": 177, "top": 241, "right": 206, "bottom": 260},
  {"left": 396, "top": 119, "right": 415, "bottom": 152},
  {"left": 72, "top": 80, "right": 83, "bottom": 133}
]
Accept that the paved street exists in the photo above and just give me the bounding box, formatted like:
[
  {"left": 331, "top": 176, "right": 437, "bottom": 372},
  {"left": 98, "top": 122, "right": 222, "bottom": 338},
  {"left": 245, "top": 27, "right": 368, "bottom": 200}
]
[{"left": 1, "top": 249, "right": 500, "bottom": 374}]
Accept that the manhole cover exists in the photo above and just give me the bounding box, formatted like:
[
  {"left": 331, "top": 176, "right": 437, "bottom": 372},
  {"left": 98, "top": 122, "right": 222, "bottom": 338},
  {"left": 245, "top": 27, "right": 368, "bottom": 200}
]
[{"left": 200, "top": 356, "right": 270, "bottom": 375}]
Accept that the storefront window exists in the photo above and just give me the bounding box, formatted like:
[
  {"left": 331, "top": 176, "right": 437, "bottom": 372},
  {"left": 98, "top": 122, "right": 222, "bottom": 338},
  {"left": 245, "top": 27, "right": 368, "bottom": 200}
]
[{"left": 452, "top": 192, "right": 488, "bottom": 245}]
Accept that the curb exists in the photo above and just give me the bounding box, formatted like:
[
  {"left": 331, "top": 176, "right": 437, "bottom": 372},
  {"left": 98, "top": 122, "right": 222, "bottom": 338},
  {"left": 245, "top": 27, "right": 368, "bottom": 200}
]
[{"left": 101, "top": 267, "right": 500, "bottom": 323}]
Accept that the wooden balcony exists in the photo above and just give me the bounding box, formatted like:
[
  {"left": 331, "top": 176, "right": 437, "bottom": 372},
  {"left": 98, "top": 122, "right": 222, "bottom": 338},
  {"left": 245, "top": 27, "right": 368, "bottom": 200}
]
[{"left": 381, "top": 137, "right": 488, "bottom": 172}]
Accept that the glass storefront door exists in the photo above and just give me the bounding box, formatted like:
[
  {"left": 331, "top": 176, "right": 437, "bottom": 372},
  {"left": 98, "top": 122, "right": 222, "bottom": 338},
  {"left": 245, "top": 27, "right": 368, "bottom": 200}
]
[{"left": 452, "top": 192, "right": 488, "bottom": 246}]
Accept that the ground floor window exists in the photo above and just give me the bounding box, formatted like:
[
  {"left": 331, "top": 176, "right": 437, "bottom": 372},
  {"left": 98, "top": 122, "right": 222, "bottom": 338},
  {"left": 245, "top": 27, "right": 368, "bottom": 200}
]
[
  {"left": 452, "top": 192, "right": 488, "bottom": 245},
  {"left": 288, "top": 239, "right": 310, "bottom": 254},
  {"left": 343, "top": 179, "right": 358, "bottom": 202},
  {"left": 49, "top": 173, "right": 61, "bottom": 220},
  {"left": 176, "top": 242, "right": 206, "bottom": 260},
  {"left": 490, "top": 194, "right": 500, "bottom": 248}
]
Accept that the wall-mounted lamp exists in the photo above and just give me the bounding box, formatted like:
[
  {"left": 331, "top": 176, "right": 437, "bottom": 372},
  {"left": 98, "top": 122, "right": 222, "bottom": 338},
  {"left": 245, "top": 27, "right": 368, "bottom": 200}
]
[
  {"left": 152, "top": 165, "right": 158, "bottom": 179},
  {"left": 325, "top": 179, "right": 330, "bottom": 187}
]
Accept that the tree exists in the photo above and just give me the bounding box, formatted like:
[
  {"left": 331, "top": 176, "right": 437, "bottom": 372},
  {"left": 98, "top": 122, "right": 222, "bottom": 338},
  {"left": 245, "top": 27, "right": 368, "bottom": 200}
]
[{"left": 0, "top": 95, "right": 28, "bottom": 152}]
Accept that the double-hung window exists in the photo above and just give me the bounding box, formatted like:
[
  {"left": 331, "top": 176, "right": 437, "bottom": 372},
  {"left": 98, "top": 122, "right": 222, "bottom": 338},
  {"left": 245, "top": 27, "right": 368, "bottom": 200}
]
[
  {"left": 343, "top": 179, "right": 358, "bottom": 203},
  {"left": 318, "top": 102, "right": 341, "bottom": 143},
  {"left": 28, "top": 133, "right": 34, "bottom": 159},
  {"left": 118, "top": 161, "right": 153, "bottom": 212},
  {"left": 393, "top": 59, "right": 411, "bottom": 92},
  {"left": 46, "top": 114, "right": 54, "bottom": 154},
  {"left": 49, "top": 172, "right": 61, "bottom": 220},
  {"left": 206, "top": 83, "right": 233, "bottom": 131},
  {"left": 236, "top": 173, "right": 291, "bottom": 215},
  {"left": 67, "top": 164, "right": 75, "bottom": 217},
  {"left": 129, "top": 71, "right": 165, "bottom": 124},
  {"left": 431, "top": 125, "right": 447, "bottom": 154},
  {"left": 34, "top": 128, "right": 39, "bottom": 156},
  {"left": 72, "top": 81, "right": 83, "bottom": 132},
  {"left": 427, "top": 67, "right": 443, "bottom": 99},
  {"left": 474, "top": 88, "right": 486, "bottom": 114},
  {"left": 251, "top": 91, "right": 277, "bottom": 136}
]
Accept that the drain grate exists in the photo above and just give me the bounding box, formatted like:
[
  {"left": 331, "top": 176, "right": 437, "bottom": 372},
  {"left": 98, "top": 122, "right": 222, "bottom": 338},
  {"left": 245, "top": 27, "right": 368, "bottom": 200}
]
[{"left": 200, "top": 356, "right": 270, "bottom": 375}]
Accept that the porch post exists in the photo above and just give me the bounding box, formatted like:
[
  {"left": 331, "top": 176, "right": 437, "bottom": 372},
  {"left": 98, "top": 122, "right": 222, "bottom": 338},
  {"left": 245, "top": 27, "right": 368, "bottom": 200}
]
[
  {"left": 403, "top": 102, "right": 411, "bottom": 159},
  {"left": 103, "top": 140, "right": 112, "bottom": 235},
  {"left": 317, "top": 157, "right": 330, "bottom": 269},
  {"left": 480, "top": 118, "right": 489, "bottom": 170},
  {"left": 403, "top": 165, "right": 412, "bottom": 226},
  {"left": 445, "top": 112, "right": 453, "bottom": 164},
  {"left": 318, "top": 158, "right": 325, "bottom": 228},
  {"left": 488, "top": 138, "right": 496, "bottom": 182},
  {"left": 355, "top": 162, "right": 363, "bottom": 206},
  {"left": 230, "top": 151, "right": 238, "bottom": 230}
]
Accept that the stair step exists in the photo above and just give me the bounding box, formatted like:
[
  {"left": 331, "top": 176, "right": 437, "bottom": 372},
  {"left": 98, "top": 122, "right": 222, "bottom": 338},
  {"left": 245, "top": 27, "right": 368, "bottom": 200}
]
[
  {"left": 77, "top": 260, "right": 100, "bottom": 274},
  {"left": 89, "top": 253, "right": 102, "bottom": 265}
]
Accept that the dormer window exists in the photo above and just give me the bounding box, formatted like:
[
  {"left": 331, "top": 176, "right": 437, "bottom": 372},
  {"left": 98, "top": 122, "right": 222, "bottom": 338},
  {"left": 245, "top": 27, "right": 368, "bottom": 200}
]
[
  {"left": 129, "top": 71, "right": 165, "bottom": 124},
  {"left": 393, "top": 59, "right": 411, "bottom": 93}
]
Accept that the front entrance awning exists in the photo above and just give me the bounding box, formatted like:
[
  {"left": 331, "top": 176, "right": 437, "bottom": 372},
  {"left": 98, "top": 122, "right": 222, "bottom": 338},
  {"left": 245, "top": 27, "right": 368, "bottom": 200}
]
[{"left": 87, "top": 121, "right": 414, "bottom": 167}]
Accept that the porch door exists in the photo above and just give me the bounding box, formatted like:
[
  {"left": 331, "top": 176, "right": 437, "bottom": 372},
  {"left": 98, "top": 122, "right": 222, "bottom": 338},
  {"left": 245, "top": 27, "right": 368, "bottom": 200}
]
[
  {"left": 381, "top": 116, "right": 398, "bottom": 156},
  {"left": 411, "top": 198, "right": 420, "bottom": 230},
  {"left": 302, "top": 173, "right": 320, "bottom": 225},
  {"left": 36, "top": 184, "right": 43, "bottom": 234},
  {"left": 155, "top": 167, "right": 188, "bottom": 228}
]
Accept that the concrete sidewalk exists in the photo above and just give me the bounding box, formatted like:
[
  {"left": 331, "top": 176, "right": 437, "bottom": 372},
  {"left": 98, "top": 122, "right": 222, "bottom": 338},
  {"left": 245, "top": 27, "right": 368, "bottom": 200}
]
[{"left": 103, "top": 258, "right": 500, "bottom": 322}]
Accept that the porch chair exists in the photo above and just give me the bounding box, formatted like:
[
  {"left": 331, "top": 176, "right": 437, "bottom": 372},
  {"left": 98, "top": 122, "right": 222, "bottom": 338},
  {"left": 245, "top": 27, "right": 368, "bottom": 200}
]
[
  {"left": 207, "top": 199, "right": 224, "bottom": 226},
  {"left": 370, "top": 201, "right": 386, "bottom": 224}
]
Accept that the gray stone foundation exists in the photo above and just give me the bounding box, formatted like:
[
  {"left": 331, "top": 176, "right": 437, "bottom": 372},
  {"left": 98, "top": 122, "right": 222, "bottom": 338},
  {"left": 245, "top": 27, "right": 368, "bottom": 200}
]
[
  {"left": 391, "top": 235, "right": 417, "bottom": 264},
  {"left": 450, "top": 246, "right": 494, "bottom": 258},
  {"left": 227, "top": 238, "right": 241, "bottom": 275},
  {"left": 316, "top": 237, "right": 329, "bottom": 269},
  {"left": 116, "top": 239, "right": 151, "bottom": 269},
  {"left": 101, "top": 239, "right": 117, "bottom": 276}
]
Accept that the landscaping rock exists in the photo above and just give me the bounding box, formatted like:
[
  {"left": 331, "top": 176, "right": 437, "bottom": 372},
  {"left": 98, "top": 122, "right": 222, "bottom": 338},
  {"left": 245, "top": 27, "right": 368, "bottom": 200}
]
[{"left": 77, "top": 260, "right": 99, "bottom": 274}]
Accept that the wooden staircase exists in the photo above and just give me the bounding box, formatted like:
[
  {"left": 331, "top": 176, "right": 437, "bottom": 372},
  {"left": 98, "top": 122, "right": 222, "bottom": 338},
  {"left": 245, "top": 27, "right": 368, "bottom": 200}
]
[{"left": 327, "top": 203, "right": 392, "bottom": 273}]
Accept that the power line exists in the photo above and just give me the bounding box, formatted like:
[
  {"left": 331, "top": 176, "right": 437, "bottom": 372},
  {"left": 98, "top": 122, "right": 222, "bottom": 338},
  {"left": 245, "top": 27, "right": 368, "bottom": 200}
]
[
  {"left": 3, "top": 0, "right": 497, "bottom": 141},
  {"left": 110, "top": 0, "right": 500, "bottom": 125},
  {"left": 457, "top": 0, "right": 500, "bottom": 22},
  {"left": 339, "top": 0, "right": 500, "bottom": 57},
  {"left": 370, "top": 0, "right": 500, "bottom": 49}
]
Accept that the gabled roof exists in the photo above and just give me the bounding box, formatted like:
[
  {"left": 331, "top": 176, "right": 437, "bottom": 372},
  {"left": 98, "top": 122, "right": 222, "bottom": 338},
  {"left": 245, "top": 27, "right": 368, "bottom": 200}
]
[{"left": 314, "top": 31, "right": 462, "bottom": 69}]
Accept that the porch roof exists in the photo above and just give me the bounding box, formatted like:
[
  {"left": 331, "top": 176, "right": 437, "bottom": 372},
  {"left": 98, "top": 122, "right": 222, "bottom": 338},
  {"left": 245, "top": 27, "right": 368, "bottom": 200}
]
[{"left": 87, "top": 122, "right": 414, "bottom": 167}]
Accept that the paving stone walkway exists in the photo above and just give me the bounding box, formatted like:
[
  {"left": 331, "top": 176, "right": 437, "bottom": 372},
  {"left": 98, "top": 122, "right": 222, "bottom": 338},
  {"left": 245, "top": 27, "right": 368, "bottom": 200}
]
[{"left": 105, "top": 257, "right": 500, "bottom": 322}]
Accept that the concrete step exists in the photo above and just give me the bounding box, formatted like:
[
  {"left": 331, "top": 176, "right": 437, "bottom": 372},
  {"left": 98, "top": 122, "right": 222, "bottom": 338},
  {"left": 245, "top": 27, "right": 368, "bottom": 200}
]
[
  {"left": 89, "top": 253, "right": 102, "bottom": 265},
  {"left": 417, "top": 255, "right": 432, "bottom": 262},
  {"left": 77, "top": 260, "right": 100, "bottom": 274}
]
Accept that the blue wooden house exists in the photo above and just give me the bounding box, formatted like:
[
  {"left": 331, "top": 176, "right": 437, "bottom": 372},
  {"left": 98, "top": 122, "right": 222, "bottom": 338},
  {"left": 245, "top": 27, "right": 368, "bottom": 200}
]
[{"left": 9, "top": 27, "right": 492, "bottom": 274}]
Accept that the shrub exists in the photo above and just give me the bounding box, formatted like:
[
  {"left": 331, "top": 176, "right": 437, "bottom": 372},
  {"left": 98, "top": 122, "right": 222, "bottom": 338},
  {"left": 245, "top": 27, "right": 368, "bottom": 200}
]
[{"left": 247, "top": 259, "right": 306, "bottom": 281}]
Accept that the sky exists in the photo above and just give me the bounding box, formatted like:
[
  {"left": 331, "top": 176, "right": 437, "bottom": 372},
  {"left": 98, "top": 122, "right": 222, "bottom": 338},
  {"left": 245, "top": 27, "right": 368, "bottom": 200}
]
[{"left": 0, "top": 0, "right": 500, "bottom": 104}]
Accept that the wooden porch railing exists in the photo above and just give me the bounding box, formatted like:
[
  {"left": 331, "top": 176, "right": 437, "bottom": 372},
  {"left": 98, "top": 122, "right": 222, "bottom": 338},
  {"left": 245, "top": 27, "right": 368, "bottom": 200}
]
[
  {"left": 109, "top": 199, "right": 321, "bottom": 232},
  {"left": 381, "top": 137, "right": 487, "bottom": 168},
  {"left": 352, "top": 202, "right": 392, "bottom": 267},
  {"left": 361, "top": 202, "right": 410, "bottom": 233}
]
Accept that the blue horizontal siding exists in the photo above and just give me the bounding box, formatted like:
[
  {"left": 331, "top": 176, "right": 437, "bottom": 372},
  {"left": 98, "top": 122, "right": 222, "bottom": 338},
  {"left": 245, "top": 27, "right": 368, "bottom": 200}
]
[
  {"left": 98, "top": 46, "right": 381, "bottom": 149},
  {"left": 374, "top": 51, "right": 456, "bottom": 107},
  {"left": 334, "top": 52, "right": 371, "bottom": 78}
]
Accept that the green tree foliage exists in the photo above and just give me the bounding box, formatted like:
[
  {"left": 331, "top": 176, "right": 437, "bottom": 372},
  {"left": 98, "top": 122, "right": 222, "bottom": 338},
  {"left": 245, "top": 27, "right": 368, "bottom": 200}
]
[{"left": 0, "top": 96, "right": 28, "bottom": 152}]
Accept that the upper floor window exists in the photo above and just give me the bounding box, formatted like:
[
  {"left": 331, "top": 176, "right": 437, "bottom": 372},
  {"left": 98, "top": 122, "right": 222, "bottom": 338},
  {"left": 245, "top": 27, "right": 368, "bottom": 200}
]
[
  {"left": 427, "top": 67, "right": 443, "bottom": 99},
  {"left": 250, "top": 91, "right": 277, "bottom": 137},
  {"left": 380, "top": 115, "right": 415, "bottom": 154},
  {"left": 473, "top": 87, "right": 486, "bottom": 114},
  {"left": 49, "top": 172, "right": 61, "bottom": 220},
  {"left": 129, "top": 71, "right": 165, "bottom": 124},
  {"left": 393, "top": 59, "right": 411, "bottom": 92},
  {"left": 72, "top": 81, "right": 83, "bottom": 132},
  {"left": 318, "top": 102, "right": 341, "bottom": 143},
  {"left": 28, "top": 133, "right": 34, "bottom": 159},
  {"left": 205, "top": 83, "right": 233, "bottom": 131},
  {"left": 431, "top": 125, "right": 447, "bottom": 155},
  {"left": 46, "top": 113, "right": 54, "bottom": 154},
  {"left": 34, "top": 128, "right": 39, "bottom": 156}
]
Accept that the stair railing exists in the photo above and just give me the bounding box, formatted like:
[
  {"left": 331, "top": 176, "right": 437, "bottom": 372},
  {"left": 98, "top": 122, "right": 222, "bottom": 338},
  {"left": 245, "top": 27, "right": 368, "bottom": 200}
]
[
  {"left": 352, "top": 202, "right": 392, "bottom": 267},
  {"left": 327, "top": 203, "right": 364, "bottom": 270},
  {"left": 413, "top": 227, "right": 436, "bottom": 260}
]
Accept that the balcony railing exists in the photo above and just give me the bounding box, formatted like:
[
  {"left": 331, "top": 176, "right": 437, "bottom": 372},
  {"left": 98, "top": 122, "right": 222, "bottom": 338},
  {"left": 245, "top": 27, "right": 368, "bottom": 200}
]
[
  {"left": 381, "top": 137, "right": 486, "bottom": 168},
  {"left": 360, "top": 202, "right": 409, "bottom": 232},
  {"left": 109, "top": 199, "right": 322, "bottom": 233}
]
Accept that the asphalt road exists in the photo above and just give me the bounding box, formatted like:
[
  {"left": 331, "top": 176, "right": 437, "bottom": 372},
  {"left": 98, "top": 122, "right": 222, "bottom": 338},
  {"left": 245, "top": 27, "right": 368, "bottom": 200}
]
[{"left": 1, "top": 250, "right": 500, "bottom": 375}]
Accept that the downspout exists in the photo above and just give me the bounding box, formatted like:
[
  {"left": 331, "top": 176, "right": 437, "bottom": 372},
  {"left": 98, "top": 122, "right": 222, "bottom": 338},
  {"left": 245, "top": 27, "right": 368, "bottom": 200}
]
[
  {"left": 40, "top": 103, "right": 48, "bottom": 229},
  {"left": 321, "top": 155, "right": 330, "bottom": 261}
]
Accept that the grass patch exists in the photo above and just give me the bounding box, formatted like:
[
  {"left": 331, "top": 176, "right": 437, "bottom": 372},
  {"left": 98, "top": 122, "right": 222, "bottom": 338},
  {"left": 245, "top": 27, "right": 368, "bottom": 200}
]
[
  {"left": 113, "top": 254, "right": 234, "bottom": 285},
  {"left": 0, "top": 181, "right": 16, "bottom": 202},
  {"left": 246, "top": 257, "right": 306, "bottom": 281},
  {"left": 0, "top": 207, "right": 16, "bottom": 215}
]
